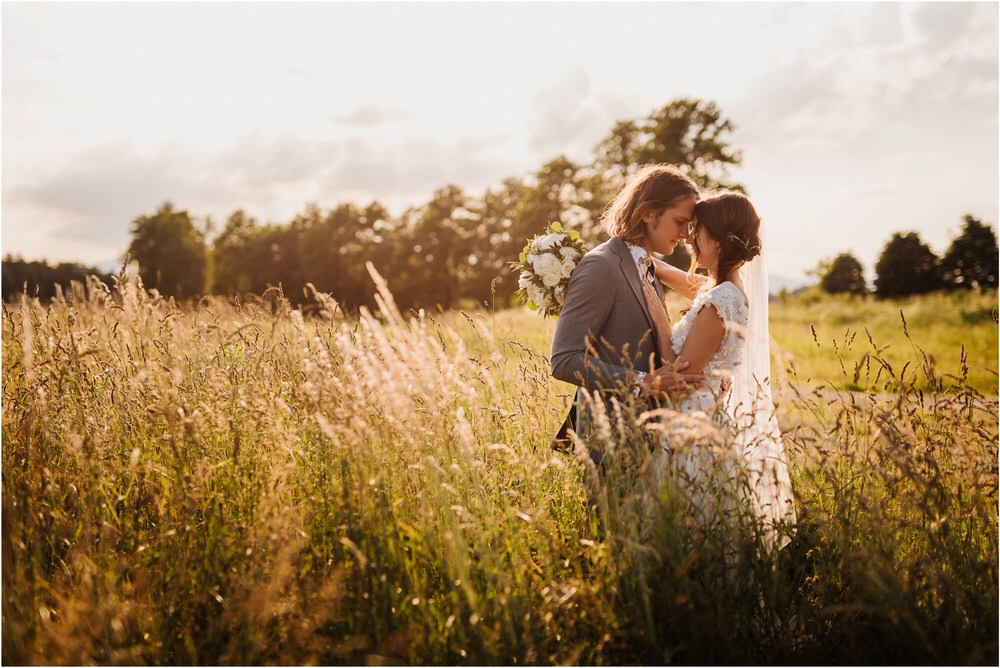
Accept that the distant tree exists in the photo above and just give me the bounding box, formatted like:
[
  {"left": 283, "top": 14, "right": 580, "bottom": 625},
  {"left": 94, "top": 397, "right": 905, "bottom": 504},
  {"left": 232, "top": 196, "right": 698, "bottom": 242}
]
[
  {"left": 874, "top": 232, "right": 941, "bottom": 298},
  {"left": 517, "top": 156, "right": 585, "bottom": 236},
  {"left": 211, "top": 209, "right": 258, "bottom": 295},
  {"left": 2, "top": 255, "right": 112, "bottom": 302},
  {"left": 940, "top": 215, "right": 998, "bottom": 291},
  {"left": 127, "top": 202, "right": 207, "bottom": 298},
  {"left": 404, "top": 185, "right": 472, "bottom": 309},
  {"left": 250, "top": 221, "right": 305, "bottom": 300},
  {"left": 512, "top": 156, "right": 611, "bottom": 249},
  {"left": 820, "top": 252, "right": 868, "bottom": 295},
  {"left": 596, "top": 98, "right": 744, "bottom": 192},
  {"left": 474, "top": 178, "right": 528, "bottom": 307},
  {"left": 358, "top": 202, "right": 398, "bottom": 304},
  {"left": 294, "top": 202, "right": 359, "bottom": 305},
  {"left": 594, "top": 119, "right": 641, "bottom": 187},
  {"left": 295, "top": 201, "right": 392, "bottom": 310}
]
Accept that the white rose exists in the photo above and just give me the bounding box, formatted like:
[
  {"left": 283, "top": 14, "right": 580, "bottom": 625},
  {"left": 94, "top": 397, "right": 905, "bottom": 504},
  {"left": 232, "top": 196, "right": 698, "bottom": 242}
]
[
  {"left": 526, "top": 253, "right": 538, "bottom": 266},
  {"left": 532, "top": 233, "right": 563, "bottom": 251},
  {"left": 526, "top": 284, "right": 548, "bottom": 308},
  {"left": 561, "top": 258, "right": 576, "bottom": 278},
  {"left": 518, "top": 271, "right": 534, "bottom": 289},
  {"left": 532, "top": 253, "right": 565, "bottom": 287},
  {"left": 554, "top": 284, "right": 566, "bottom": 305},
  {"left": 559, "top": 246, "right": 579, "bottom": 260}
]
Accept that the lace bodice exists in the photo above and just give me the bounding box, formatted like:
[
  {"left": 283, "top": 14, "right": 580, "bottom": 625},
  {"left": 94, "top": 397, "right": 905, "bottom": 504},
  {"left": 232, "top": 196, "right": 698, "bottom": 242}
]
[{"left": 671, "top": 281, "right": 749, "bottom": 398}]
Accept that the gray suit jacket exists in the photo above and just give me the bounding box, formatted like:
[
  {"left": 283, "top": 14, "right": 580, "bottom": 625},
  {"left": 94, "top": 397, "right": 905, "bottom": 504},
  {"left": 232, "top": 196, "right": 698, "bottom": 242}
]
[{"left": 551, "top": 236, "right": 666, "bottom": 396}]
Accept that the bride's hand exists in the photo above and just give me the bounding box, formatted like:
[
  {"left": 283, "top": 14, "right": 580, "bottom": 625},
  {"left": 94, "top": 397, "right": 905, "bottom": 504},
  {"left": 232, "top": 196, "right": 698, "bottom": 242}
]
[
  {"left": 640, "top": 279, "right": 673, "bottom": 354},
  {"left": 641, "top": 361, "right": 704, "bottom": 398}
]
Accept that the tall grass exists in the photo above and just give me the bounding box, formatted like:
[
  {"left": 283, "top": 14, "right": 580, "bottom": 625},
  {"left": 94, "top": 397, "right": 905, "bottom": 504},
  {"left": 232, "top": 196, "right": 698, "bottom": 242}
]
[
  {"left": 768, "top": 290, "right": 998, "bottom": 393},
  {"left": 2, "top": 272, "right": 997, "bottom": 664}
]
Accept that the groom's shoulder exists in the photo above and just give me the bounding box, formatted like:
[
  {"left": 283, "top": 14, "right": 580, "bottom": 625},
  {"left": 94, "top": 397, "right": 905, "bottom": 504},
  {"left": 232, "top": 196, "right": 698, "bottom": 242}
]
[
  {"left": 584, "top": 237, "right": 622, "bottom": 264},
  {"left": 571, "top": 238, "right": 623, "bottom": 283}
]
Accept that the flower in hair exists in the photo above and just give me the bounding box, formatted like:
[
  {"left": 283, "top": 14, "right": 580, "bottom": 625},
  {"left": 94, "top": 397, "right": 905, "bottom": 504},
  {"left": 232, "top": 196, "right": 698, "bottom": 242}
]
[{"left": 726, "top": 232, "right": 760, "bottom": 257}]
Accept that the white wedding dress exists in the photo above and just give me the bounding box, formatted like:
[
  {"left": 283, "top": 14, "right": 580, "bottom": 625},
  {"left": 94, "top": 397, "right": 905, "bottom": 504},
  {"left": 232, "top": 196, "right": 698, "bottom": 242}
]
[
  {"left": 648, "top": 280, "right": 796, "bottom": 550},
  {"left": 670, "top": 281, "right": 748, "bottom": 412}
]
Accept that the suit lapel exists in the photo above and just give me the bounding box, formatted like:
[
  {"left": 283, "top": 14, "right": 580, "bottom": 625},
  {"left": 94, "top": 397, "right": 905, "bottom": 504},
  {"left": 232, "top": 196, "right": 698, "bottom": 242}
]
[{"left": 609, "top": 237, "right": 656, "bottom": 332}]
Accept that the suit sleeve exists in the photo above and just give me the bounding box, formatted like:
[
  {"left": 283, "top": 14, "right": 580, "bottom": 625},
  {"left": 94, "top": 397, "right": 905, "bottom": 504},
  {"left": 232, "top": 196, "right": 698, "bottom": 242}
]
[{"left": 550, "top": 253, "right": 633, "bottom": 393}]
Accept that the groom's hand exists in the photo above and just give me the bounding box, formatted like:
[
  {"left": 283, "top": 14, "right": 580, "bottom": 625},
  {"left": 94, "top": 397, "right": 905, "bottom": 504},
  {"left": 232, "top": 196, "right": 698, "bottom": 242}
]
[{"left": 641, "top": 361, "right": 704, "bottom": 398}]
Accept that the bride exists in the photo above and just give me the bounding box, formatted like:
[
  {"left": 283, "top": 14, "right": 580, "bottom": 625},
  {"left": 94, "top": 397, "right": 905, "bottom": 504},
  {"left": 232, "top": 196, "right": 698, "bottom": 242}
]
[{"left": 641, "top": 192, "right": 796, "bottom": 550}]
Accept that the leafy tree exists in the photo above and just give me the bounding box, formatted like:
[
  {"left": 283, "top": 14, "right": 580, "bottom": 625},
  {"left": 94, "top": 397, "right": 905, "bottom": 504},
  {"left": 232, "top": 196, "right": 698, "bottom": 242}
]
[
  {"left": 594, "top": 119, "right": 641, "bottom": 188},
  {"left": 402, "top": 185, "right": 473, "bottom": 309},
  {"left": 940, "top": 215, "right": 998, "bottom": 291},
  {"left": 514, "top": 156, "right": 609, "bottom": 249},
  {"left": 250, "top": 221, "right": 305, "bottom": 300},
  {"left": 296, "top": 202, "right": 363, "bottom": 307},
  {"left": 331, "top": 201, "right": 394, "bottom": 310},
  {"left": 517, "top": 156, "right": 585, "bottom": 236},
  {"left": 2, "top": 255, "right": 113, "bottom": 302},
  {"left": 127, "top": 202, "right": 207, "bottom": 299},
  {"left": 211, "top": 210, "right": 258, "bottom": 295},
  {"left": 474, "top": 178, "right": 528, "bottom": 307},
  {"left": 820, "top": 252, "right": 868, "bottom": 295},
  {"left": 874, "top": 232, "right": 941, "bottom": 298},
  {"left": 570, "top": 164, "right": 619, "bottom": 248},
  {"left": 597, "top": 98, "right": 744, "bottom": 192}
]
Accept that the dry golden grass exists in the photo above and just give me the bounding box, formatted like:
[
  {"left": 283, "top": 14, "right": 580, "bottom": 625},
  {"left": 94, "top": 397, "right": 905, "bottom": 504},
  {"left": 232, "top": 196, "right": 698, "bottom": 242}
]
[{"left": 2, "top": 271, "right": 996, "bottom": 664}]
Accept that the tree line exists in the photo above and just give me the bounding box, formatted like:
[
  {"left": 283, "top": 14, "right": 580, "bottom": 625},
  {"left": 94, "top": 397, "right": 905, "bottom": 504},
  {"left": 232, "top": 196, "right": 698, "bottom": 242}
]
[
  {"left": 3, "top": 97, "right": 996, "bottom": 307},
  {"left": 3, "top": 98, "right": 736, "bottom": 310},
  {"left": 1, "top": 257, "right": 114, "bottom": 303},
  {"left": 817, "top": 215, "right": 998, "bottom": 298}
]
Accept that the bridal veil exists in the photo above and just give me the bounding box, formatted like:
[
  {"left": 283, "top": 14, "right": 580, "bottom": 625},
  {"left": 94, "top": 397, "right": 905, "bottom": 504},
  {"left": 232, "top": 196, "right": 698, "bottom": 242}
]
[{"left": 726, "top": 222, "right": 797, "bottom": 551}]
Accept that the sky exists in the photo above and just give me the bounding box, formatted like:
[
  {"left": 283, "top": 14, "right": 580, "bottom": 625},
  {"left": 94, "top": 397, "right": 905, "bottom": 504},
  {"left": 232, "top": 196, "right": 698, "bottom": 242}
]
[{"left": 3, "top": 1, "right": 998, "bottom": 284}]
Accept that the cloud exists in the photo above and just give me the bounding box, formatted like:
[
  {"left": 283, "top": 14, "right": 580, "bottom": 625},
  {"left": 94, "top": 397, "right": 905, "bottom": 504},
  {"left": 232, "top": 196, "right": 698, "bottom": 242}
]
[
  {"left": 857, "top": 188, "right": 901, "bottom": 198},
  {"left": 911, "top": 3, "right": 975, "bottom": 48},
  {"left": 525, "top": 65, "right": 607, "bottom": 160},
  {"left": 729, "top": 60, "right": 848, "bottom": 151},
  {"left": 213, "top": 132, "right": 340, "bottom": 193},
  {"left": 945, "top": 54, "right": 999, "bottom": 84},
  {"left": 732, "top": 3, "right": 997, "bottom": 153},
  {"left": 330, "top": 102, "right": 419, "bottom": 128},
  {"left": 4, "top": 127, "right": 529, "bottom": 264},
  {"left": 5, "top": 136, "right": 341, "bottom": 257},
  {"left": 320, "top": 133, "right": 521, "bottom": 205},
  {"left": 8, "top": 142, "right": 197, "bottom": 246},
  {"left": 282, "top": 65, "right": 324, "bottom": 81},
  {"left": 861, "top": 3, "right": 905, "bottom": 46}
]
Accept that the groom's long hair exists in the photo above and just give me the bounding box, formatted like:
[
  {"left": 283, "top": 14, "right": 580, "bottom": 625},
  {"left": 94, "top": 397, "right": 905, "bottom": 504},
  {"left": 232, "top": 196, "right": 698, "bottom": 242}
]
[{"left": 602, "top": 163, "right": 699, "bottom": 245}]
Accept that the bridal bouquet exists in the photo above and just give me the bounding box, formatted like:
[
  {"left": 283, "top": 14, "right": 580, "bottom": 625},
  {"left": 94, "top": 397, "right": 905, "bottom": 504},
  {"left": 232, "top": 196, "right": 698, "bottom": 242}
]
[{"left": 510, "top": 221, "right": 587, "bottom": 317}]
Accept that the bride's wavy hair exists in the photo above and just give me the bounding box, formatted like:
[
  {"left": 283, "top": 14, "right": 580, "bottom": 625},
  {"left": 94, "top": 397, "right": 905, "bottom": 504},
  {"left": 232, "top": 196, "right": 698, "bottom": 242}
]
[
  {"left": 690, "top": 192, "right": 762, "bottom": 284},
  {"left": 602, "top": 164, "right": 700, "bottom": 245}
]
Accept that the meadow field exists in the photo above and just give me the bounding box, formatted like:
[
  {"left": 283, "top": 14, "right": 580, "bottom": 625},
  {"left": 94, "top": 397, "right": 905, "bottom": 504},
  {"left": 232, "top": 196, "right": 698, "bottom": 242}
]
[{"left": 2, "top": 272, "right": 997, "bottom": 665}]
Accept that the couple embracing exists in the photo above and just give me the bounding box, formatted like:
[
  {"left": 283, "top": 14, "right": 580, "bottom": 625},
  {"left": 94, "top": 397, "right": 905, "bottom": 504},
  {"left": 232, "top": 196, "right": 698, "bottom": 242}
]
[{"left": 551, "top": 164, "right": 796, "bottom": 549}]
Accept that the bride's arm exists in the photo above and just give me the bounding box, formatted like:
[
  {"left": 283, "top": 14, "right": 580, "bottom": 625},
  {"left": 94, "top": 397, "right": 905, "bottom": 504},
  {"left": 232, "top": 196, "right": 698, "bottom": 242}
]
[
  {"left": 640, "top": 305, "right": 722, "bottom": 397},
  {"left": 652, "top": 257, "right": 709, "bottom": 300},
  {"left": 641, "top": 280, "right": 677, "bottom": 366}
]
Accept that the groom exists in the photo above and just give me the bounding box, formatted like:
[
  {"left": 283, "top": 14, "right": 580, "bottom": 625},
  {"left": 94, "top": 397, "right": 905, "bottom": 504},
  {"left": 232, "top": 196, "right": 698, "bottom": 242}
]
[{"left": 551, "top": 164, "right": 703, "bottom": 468}]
